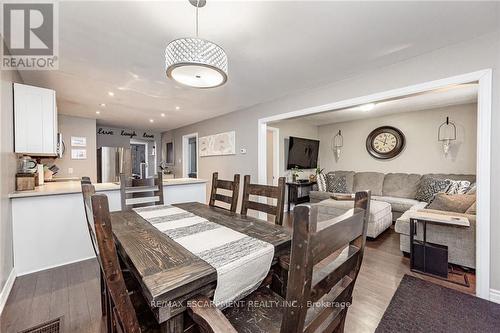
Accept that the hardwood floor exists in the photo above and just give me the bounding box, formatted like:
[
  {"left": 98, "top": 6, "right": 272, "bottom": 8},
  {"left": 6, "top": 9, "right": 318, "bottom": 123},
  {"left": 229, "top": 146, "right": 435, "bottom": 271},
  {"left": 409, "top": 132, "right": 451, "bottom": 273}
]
[
  {"left": 1, "top": 224, "right": 475, "bottom": 333},
  {"left": 0, "top": 258, "right": 105, "bottom": 333}
]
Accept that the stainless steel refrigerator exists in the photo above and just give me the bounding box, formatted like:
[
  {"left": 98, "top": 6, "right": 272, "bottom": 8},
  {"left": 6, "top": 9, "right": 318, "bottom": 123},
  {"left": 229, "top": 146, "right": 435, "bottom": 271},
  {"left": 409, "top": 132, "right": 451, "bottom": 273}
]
[{"left": 97, "top": 147, "right": 131, "bottom": 183}]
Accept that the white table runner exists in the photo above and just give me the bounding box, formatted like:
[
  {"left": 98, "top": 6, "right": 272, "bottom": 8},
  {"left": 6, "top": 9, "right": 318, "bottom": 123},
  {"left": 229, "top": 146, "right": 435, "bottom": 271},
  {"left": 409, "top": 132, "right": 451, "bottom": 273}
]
[{"left": 134, "top": 205, "right": 274, "bottom": 308}]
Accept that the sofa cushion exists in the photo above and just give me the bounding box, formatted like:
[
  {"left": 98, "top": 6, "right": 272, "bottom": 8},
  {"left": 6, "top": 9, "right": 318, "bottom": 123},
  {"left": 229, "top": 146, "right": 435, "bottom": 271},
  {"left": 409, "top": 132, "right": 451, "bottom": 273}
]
[
  {"left": 466, "top": 202, "right": 477, "bottom": 215},
  {"left": 427, "top": 193, "right": 476, "bottom": 213},
  {"left": 309, "top": 190, "right": 333, "bottom": 203},
  {"left": 353, "top": 172, "right": 385, "bottom": 196},
  {"left": 372, "top": 195, "right": 424, "bottom": 213},
  {"left": 382, "top": 173, "right": 422, "bottom": 198},
  {"left": 415, "top": 177, "right": 451, "bottom": 203},
  {"left": 327, "top": 171, "right": 355, "bottom": 192},
  {"left": 326, "top": 174, "right": 348, "bottom": 193},
  {"left": 422, "top": 173, "right": 476, "bottom": 183}
]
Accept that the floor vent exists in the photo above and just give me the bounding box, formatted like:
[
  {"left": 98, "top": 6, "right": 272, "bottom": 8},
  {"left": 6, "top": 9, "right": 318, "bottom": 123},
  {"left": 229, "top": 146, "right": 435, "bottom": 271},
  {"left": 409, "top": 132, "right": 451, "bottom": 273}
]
[{"left": 19, "top": 317, "right": 61, "bottom": 333}]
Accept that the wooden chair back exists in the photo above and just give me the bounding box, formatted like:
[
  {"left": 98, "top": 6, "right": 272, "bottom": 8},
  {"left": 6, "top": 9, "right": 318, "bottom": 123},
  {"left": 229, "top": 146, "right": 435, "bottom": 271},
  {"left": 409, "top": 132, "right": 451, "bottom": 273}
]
[
  {"left": 209, "top": 172, "right": 240, "bottom": 212},
  {"left": 91, "top": 193, "right": 142, "bottom": 333},
  {"left": 240, "top": 175, "right": 286, "bottom": 225},
  {"left": 120, "top": 172, "right": 164, "bottom": 211},
  {"left": 81, "top": 178, "right": 99, "bottom": 258},
  {"left": 280, "top": 191, "right": 371, "bottom": 333}
]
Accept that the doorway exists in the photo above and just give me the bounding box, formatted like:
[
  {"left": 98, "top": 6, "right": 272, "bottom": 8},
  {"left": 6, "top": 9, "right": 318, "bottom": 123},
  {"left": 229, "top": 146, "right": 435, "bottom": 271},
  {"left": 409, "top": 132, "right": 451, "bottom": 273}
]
[
  {"left": 266, "top": 127, "right": 279, "bottom": 186},
  {"left": 131, "top": 140, "right": 148, "bottom": 179},
  {"left": 182, "top": 133, "right": 198, "bottom": 178}
]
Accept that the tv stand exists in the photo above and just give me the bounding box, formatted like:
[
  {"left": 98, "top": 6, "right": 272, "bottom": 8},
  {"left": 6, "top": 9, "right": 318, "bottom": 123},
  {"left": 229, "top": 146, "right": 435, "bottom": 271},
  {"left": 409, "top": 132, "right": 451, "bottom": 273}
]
[{"left": 286, "top": 181, "right": 316, "bottom": 212}]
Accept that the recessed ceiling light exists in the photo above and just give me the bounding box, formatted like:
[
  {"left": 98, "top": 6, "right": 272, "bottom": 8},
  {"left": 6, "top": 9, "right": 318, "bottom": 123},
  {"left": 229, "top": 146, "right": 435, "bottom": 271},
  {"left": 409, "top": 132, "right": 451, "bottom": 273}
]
[
  {"left": 108, "top": 91, "right": 114, "bottom": 97},
  {"left": 96, "top": 111, "right": 100, "bottom": 114},
  {"left": 99, "top": 103, "right": 106, "bottom": 107},
  {"left": 161, "top": 113, "right": 166, "bottom": 117},
  {"left": 149, "top": 119, "right": 154, "bottom": 123},
  {"left": 175, "top": 106, "right": 180, "bottom": 110},
  {"left": 359, "top": 103, "right": 376, "bottom": 112}
]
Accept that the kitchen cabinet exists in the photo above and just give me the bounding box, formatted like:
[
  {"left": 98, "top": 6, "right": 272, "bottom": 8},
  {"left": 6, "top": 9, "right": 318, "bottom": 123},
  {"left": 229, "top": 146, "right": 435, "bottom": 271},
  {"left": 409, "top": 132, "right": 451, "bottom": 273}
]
[{"left": 14, "top": 83, "right": 57, "bottom": 156}]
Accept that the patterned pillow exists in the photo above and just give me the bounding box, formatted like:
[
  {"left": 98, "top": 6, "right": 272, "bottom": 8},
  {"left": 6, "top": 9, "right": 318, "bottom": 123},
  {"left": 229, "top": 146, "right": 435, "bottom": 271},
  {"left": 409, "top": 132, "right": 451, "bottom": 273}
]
[
  {"left": 326, "top": 174, "right": 348, "bottom": 193},
  {"left": 466, "top": 182, "right": 477, "bottom": 195},
  {"left": 446, "top": 180, "right": 471, "bottom": 194},
  {"left": 317, "top": 173, "right": 327, "bottom": 192},
  {"left": 415, "top": 178, "right": 451, "bottom": 203}
]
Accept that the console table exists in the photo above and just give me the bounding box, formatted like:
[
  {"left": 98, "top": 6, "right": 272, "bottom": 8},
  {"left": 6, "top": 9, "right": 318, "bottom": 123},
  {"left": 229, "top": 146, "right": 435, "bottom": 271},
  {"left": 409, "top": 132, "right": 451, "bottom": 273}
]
[
  {"left": 409, "top": 211, "right": 470, "bottom": 286},
  {"left": 286, "top": 181, "right": 316, "bottom": 212}
]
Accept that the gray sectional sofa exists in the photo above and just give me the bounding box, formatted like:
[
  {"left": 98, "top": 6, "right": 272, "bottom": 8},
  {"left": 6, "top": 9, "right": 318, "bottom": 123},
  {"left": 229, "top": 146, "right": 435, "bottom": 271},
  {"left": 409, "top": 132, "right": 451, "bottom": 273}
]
[{"left": 309, "top": 171, "right": 476, "bottom": 268}]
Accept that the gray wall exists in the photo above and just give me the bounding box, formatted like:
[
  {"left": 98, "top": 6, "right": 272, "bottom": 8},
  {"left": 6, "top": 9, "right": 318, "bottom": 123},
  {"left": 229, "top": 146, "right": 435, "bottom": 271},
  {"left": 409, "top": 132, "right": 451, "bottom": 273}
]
[
  {"left": 318, "top": 103, "right": 477, "bottom": 174},
  {"left": 56, "top": 114, "right": 98, "bottom": 181},
  {"left": 161, "top": 31, "right": 500, "bottom": 291},
  {"left": 0, "top": 52, "right": 23, "bottom": 291}
]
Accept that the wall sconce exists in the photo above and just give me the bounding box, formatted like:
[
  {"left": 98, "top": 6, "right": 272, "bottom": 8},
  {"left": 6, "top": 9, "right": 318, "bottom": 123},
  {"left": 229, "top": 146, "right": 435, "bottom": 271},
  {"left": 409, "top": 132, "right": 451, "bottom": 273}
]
[
  {"left": 438, "top": 116, "right": 456, "bottom": 156},
  {"left": 332, "top": 130, "right": 343, "bottom": 161}
]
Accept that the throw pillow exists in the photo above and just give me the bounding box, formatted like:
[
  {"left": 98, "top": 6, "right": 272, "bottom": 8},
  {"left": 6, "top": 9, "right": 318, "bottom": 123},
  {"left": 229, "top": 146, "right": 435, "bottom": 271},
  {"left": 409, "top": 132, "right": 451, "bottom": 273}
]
[
  {"left": 426, "top": 193, "right": 476, "bottom": 213},
  {"left": 326, "top": 174, "right": 348, "bottom": 193},
  {"left": 466, "top": 182, "right": 477, "bottom": 195},
  {"left": 446, "top": 179, "right": 471, "bottom": 194},
  {"left": 317, "top": 173, "right": 327, "bottom": 192},
  {"left": 415, "top": 177, "right": 451, "bottom": 203},
  {"left": 465, "top": 202, "right": 477, "bottom": 215}
]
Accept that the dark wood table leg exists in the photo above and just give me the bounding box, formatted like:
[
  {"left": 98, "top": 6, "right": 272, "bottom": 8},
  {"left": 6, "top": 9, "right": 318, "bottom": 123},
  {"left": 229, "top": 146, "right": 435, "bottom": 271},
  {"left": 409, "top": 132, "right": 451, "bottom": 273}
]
[{"left": 160, "top": 313, "right": 184, "bottom": 333}]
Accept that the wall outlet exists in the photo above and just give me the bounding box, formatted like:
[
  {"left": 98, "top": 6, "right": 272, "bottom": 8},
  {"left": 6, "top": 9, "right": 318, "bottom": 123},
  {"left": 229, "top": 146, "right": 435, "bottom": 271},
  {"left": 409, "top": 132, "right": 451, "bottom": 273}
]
[
  {"left": 68, "top": 167, "right": 73, "bottom": 174},
  {"left": 240, "top": 148, "right": 247, "bottom": 154}
]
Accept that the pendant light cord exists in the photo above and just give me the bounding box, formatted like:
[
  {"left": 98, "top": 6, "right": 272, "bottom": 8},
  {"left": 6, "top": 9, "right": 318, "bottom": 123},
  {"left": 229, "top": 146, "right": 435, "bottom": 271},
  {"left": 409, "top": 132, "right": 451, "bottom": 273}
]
[{"left": 195, "top": 0, "right": 200, "bottom": 37}]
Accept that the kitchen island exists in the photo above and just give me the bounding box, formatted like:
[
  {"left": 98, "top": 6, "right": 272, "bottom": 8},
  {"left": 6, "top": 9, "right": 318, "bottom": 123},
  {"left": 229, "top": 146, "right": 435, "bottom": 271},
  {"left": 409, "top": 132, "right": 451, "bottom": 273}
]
[{"left": 9, "top": 178, "right": 207, "bottom": 275}]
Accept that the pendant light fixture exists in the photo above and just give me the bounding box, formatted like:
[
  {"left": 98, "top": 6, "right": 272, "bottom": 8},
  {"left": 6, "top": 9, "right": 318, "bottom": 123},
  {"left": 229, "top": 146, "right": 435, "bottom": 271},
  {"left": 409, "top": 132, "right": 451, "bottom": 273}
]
[
  {"left": 165, "top": 0, "right": 228, "bottom": 88},
  {"left": 438, "top": 116, "right": 456, "bottom": 156}
]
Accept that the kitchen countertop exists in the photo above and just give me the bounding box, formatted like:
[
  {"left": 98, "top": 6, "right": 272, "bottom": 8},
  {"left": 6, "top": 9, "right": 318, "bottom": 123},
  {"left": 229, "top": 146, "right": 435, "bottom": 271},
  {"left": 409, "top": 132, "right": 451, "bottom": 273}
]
[{"left": 9, "top": 178, "right": 207, "bottom": 198}]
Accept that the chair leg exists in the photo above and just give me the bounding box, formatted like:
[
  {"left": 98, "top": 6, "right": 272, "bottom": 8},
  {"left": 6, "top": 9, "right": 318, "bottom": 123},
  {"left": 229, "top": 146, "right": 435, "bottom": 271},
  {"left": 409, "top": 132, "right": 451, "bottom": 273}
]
[
  {"left": 106, "top": 290, "right": 114, "bottom": 333},
  {"left": 333, "top": 310, "right": 347, "bottom": 333},
  {"left": 100, "top": 270, "right": 107, "bottom": 317}
]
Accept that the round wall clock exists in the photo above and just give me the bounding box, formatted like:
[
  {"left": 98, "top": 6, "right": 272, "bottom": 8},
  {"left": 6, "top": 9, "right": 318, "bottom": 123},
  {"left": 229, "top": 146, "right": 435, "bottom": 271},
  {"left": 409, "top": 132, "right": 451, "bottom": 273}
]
[{"left": 366, "top": 126, "right": 405, "bottom": 159}]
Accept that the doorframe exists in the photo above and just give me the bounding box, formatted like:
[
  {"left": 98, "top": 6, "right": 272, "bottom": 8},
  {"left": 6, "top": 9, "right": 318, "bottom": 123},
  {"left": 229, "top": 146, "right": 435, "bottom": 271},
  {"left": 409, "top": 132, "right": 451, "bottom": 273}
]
[
  {"left": 266, "top": 126, "right": 280, "bottom": 186},
  {"left": 182, "top": 133, "right": 199, "bottom": 178},
  {"left": 257, "top": 69, "right": 492, "bottom": 300},
  {"left": 130, "top": 139, "right": 148, "bottom": 178}
]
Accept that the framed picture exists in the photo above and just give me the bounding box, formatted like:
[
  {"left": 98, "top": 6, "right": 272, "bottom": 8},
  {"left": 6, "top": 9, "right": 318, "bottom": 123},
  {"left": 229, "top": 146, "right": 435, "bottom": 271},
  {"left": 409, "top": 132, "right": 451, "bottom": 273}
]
[
  {"left": 199, "top": 131, "right": 236, "bottom": 157},
  {"left": 71, "top": 149, "right": 87, "bottom": 160},
  {"left": 71, "top": 136, "right": 87, "bottom": 147}
]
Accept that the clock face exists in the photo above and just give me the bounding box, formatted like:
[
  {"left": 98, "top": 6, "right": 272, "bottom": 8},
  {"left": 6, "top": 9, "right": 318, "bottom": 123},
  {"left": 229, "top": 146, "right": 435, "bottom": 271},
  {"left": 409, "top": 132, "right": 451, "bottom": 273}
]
[
  {"left": 366, "top": 126, "right": 405, "bottom": 159},
  {"left": 373, "top": 132, "right": 397, "bottom": 153}
]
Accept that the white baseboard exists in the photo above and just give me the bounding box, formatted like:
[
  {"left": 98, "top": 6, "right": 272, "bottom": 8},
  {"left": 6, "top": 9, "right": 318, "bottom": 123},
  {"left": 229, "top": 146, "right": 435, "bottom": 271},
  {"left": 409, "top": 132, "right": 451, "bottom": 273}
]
[
  {"left": 17, "top": 255, "right": 96, "bottom": 277},
  {"left": 490, "top": 288, "right": 500, "bottom": 304},
  {"left": 0, "top": 269, "right": 16, "bottom": 316}
]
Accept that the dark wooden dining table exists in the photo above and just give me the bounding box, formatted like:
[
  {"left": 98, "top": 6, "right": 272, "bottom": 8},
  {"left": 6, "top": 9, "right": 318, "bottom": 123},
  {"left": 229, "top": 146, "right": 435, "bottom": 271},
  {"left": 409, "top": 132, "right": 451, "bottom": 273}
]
[{"left": 110, "top": 202, "right": 291, "bottom": 331}]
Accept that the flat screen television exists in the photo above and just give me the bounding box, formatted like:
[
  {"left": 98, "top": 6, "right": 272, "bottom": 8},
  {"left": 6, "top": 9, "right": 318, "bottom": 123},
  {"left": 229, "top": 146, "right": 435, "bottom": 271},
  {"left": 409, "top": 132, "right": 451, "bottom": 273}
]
[{"left": 287, "top": 136, "right": 320, "bottom": 169}]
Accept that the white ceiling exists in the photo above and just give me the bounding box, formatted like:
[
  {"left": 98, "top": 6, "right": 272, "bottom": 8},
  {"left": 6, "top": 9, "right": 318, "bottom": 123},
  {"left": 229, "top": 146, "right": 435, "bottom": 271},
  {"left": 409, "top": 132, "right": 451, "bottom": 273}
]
[
  {"left": 272, "top": 84, "right": 478, "bottom": 127},
  {"left": 17, "top": 1, "right": 499, "bottom": 131}
]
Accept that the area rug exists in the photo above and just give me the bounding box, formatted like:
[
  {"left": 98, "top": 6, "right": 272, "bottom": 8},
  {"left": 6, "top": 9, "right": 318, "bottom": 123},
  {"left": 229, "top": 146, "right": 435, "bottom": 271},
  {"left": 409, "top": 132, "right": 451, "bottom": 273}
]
[{"left": 375, "top": 275, "right": 500, "bottom": 332}]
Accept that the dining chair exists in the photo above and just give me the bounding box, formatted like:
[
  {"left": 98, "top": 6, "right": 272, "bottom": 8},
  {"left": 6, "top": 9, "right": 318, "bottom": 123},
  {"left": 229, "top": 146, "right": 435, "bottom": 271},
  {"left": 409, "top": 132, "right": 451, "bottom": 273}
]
[
  {"left": 188, "top": 191, "right": 371, "bottom": 333},
  {"left": 120, "top": 172, "right": 164, "bottom": 211},
  {"left": 81, "top": 178, "right": 108, "bottom": 320},
  {"left": 209, "top": 172, "right": 240, "bottom": 212},
  {"left": 91, "top": 193, "right": 160, "bottom": 333},
  {"left": 240, "top": 175, "right": 286, "bottom": 225}
]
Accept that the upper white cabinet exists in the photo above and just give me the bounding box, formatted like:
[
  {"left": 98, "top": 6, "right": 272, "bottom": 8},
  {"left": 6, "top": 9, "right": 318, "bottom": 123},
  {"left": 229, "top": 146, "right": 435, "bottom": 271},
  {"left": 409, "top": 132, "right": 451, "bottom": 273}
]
[{"left": 14, "top": 83, "right": 57, "bottom": 156}]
